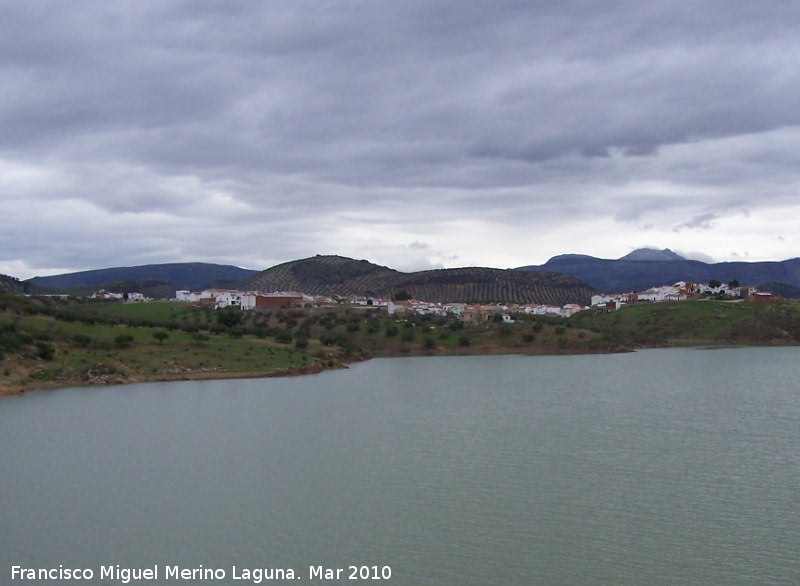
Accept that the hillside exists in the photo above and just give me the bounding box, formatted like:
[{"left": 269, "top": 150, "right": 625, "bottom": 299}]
[
  {"left": 241, "top": 255, "right": 597, "bottom": 306},
  {"left": 0, "top": 274, "right": 30, "bottom": 295},
  {"left": 25, "top": 263, "right": 259, "bottom": 292},
  {"left": 517, "top": 250, "right": 800, "bottom": 293},
  {"left": 571, "top": 300, "right": 800, "bottom": 346}
]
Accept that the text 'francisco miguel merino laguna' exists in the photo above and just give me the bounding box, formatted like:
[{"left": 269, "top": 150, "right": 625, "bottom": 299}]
[{"left": 11, "top": 564, "right": 392, "bottom": 583}]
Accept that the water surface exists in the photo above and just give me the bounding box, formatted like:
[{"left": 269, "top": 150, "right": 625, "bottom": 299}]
[{"left": 1, "top": 348, "right": 798, "bottom": 584}]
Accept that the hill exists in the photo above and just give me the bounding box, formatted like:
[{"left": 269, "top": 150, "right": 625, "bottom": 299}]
[
  {"left": 241, "top": 255, "right": 597, "bottom": 306},
  {"left": 517, "top": 249, "right": 800, "bottom": 293},
  {"left": 0, "top": 274, "right": 31, "bottom": 295},
  {"left": 25, "top": 263, "right": 259, "bottom": 293}
]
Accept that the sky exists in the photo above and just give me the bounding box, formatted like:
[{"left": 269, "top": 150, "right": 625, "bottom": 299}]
[{"left": 3, "top": 1, "right": 800, "bottom": 279}]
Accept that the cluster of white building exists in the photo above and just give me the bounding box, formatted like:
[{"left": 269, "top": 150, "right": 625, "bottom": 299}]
[
  {"left": 172, "top": 288, "right": 590, "bottom": 321},
  {"left": 591, "top": 281, "right": 773, "bottom": 311},
  {"left": 90, "top": 290, "right": 150, "bottom": 302},
  {"left": 174, "top": 289, "right": 394, "bottom": 310},
  {"left": 101, "top": 278, "right": 774, "bottom": 319},
  {"left": 387, "top": 299, "right": 586, "bottom": 322}
]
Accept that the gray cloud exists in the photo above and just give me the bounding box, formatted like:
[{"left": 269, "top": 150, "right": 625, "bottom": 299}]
[{"left": 2, "top": 0, "right": 800, "bottom": 278}]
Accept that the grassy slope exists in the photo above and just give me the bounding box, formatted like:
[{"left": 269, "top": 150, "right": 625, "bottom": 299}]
[
  {"left": 1, "top": 312, "right": 320, "bottom": 394},
  {"left": 2, "top": 296, "right": 799, "bottom": 395},
  {"left": 570, "top": 300, "right": 800, "bottom": 346}
]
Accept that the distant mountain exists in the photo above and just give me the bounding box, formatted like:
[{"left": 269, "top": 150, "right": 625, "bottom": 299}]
[
  {"left": 241, "top": 255, "right": 597, "bottom": 306},
  {"left": 25, "top": 263, "right": 259, "bottom": 293},
  {"left": 517, "top": 251, "right": 800, "bottom": 293},
  {"left": 618, "top": 248, "right": 686, "bottom": 262},
  {"left": 758, "top": 282, "right": 800, "bottom": 299}
]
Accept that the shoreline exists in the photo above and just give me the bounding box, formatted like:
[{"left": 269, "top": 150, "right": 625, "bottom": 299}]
[
  {"left": 0, "top": 361, "right": 338, "bottom": 398},
  {"left": 3, "top": 339, "right": 797, "bottom": 399},
  {"left": 0, "top": 343, "right": 631, "bottom": 398}
]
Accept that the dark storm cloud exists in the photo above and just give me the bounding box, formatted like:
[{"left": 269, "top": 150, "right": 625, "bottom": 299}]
[{"left": 2, "top": 0, "right": 800, "bottom": 277}]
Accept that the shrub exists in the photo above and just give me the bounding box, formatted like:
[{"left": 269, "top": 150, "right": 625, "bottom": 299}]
[
  {"left": 35, "top": 341, "right": 55, "bottom": 360},
  {"left": 274, "top": 330, "right": 293, "bottom": 344}
]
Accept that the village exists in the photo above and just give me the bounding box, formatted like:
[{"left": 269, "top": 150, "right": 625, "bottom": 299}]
[{"left": 91, "top": 278, "right": 775, "bottom": 325}]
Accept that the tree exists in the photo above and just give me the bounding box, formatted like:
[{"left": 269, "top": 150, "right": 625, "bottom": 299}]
[
  {"left": 73, "top": 334, "right": 92, "bottom": 347},
  {"left": 152, "top": 331, "right": 169, "bottom": 345},
  {"left": 393, "top": 290, "right": 411, "bottom": 301},
  {"left": 728, "top": 279, "right": 740, "bottom": 288},
  {"left": 191, "top": 333, "right": 209, "bottom": 345},
  {"left": 274, "top": 330, "right": 293, "bottom": 344},
  {"left": 217, "top": 307, "right": 242, "bottom": 328},
  {"left": 114, "top": 334, "right": 134, "bottom": 348},
  {"left": 708, "top": 279, "right": 722, "bottom": 289}
]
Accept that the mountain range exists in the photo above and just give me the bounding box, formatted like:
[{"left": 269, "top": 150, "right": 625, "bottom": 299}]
[
  {"left": 14, "top": 249, "right": 800, "bottom": 303},
  {"left": 26, "top": 263, "right": 259, "bottom": 293},
  {"left": 518, "top": 249, "right": 800, "bottom": 293}
]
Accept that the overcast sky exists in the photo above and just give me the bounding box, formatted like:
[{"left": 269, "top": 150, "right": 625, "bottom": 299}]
[{"left": 3, "top": 1, "right": 800, "bottom": 279}]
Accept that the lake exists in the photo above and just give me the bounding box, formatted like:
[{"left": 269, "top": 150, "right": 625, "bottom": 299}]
[{"left": 1, "top": 348, "right": 799, "bottom": 585}]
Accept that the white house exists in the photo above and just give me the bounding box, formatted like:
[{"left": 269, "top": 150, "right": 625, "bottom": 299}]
[
  {"left": 126, "top": 292, "right": 148, "bottom": 302},
  {"left": 211, "top": 290, "right": 242, "bottom": 309},
  {"left": 240, "top": 293, "right": 257, "bottom": 310},
  {"left": 175, "top": 290, "right": 196, "bottom": 302},
  {"left": 443, "top": 303, "right": 466, "bottom": 317}
]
